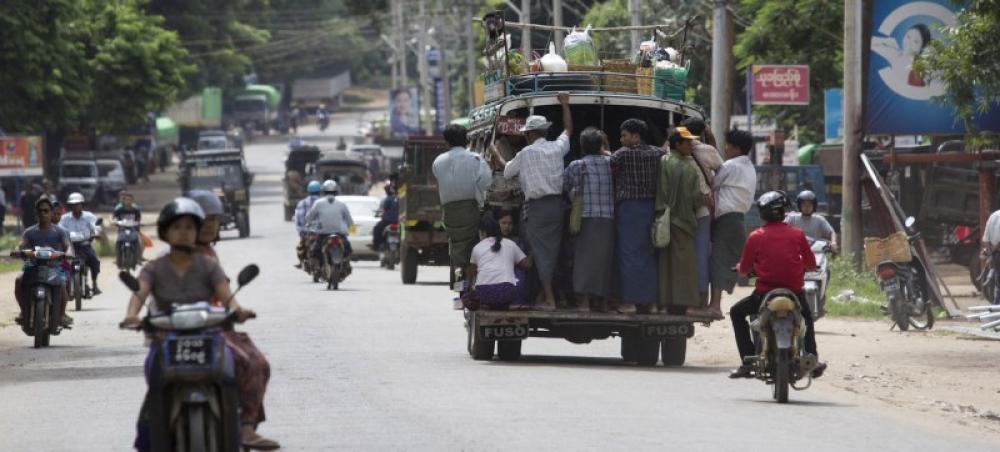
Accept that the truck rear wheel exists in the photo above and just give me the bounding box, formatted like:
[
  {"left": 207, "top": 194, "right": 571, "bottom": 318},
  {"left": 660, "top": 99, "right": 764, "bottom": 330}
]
[
  {"left": 497, "top": 340, "right": 522, "bottom": 361},
  {"left": 236, "top": 212, "right": 250, "bottom": 238},
  {"left": 401, "top": 246, "right": 418, "bottom": 284},
  {"left": 620, "top": 334, "right": 638, "bottom": 363},
  {"left": 661, "top": 337, "right": 687, "bottom": 366},
  {"left": 471, "top": 335, "right": 494, "bottom": 361},
  {"left": 635, "top": 337, "right": 660, "bottom": 367}
]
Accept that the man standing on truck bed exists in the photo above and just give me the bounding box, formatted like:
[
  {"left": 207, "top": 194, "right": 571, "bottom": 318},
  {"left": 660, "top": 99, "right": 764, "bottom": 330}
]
[
  {"left": 492, "top": 92, "right": 573, "bottom": 311},
  {"left": 708, "top": 130, "right": 757, "bottom": 318},
  {"left": 433, "top": 124, "right": 492, "bottom": 289}
]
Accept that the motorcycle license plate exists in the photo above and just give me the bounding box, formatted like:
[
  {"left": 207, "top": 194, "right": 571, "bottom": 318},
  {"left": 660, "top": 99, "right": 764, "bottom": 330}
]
[
  {"left": 167, "top": 336, "right": 213, "bottom": 366},
  {"left": 881, "top": 280, "right": 900, "bottom": 293},
  {"left": 388, "top": 237, "right": 400, "bottom": 244},
  {"left": 640, "top": 323, "right": 695, "bottom": 338}
]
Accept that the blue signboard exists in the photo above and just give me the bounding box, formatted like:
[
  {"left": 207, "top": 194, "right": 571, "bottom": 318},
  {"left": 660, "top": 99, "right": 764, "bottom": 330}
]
[
  {"left": 825, "top": 88, "right": 844, "bottom": 143},
  {"left": 866, "top": 0, "right": 1000, "bottom": 134}
]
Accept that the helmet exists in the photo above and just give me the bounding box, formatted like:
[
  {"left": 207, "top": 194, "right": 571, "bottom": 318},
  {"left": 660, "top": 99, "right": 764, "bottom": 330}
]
[
  {"left": 307, "top": 180, "right": 322, "bottom": 194},
  {"left": 185, "top": 189, "right": 224, "bottom": 217},
  {"left": 157, "top": 197, "right": 205, "bottom": 242},
  {"left": 796, "top": 190, "right": 817, "bottom": 210},
  {"left": 757, "top": 191, "right": 789, "bottom": 223},
  {"left": 321, "top": 179, "right": 338, "bottom": 194},
  {"left": 67, "top": 192, "right": 85, "bottom": 205}
]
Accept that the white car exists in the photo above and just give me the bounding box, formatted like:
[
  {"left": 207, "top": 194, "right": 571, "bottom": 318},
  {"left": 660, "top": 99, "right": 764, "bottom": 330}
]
[{"left": 338, "top": 195, "right": 381, "bottom": 259}]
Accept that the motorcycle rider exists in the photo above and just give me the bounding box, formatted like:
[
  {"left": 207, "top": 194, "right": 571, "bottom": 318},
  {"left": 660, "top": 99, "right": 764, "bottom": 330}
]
[
  {"left": 120, "top": 199, "right": 278, "bottom": 450},
  {"left": 294, "top": 181, "right": 322, "bottom": 268},
  {"left": 729, "top": 191, "right": 827, "bottom": 379},
  {"left": 59, "top": 192, "right": 102, "bottom": 296},
  {"left": 183, "top": 189, "right": 280, "bottom": 450},
  {"left": 14, "top": 197, "right": 74, "bottom": 330},
  {"left": 785, "top": 190, "right": 837, "bottom": 249},
  {"left": 113, "top": 191, "right": 145, "bottom": 263},
  {"left": 304, "top": 180, "right": 355, "bottom": 273},
  {"left": 371, "top": 184, "right": 399, "bottom": 252}
]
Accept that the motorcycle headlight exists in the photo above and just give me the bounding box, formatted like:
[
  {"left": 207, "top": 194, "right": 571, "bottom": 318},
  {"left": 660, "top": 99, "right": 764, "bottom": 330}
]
[{"left": 170, "top": 310, "right": 209, "bottom": 330}]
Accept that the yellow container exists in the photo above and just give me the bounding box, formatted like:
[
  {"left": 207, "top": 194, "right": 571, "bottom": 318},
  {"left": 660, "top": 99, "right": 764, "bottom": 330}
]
[{"left": 864, "top": 231, "right": 913, "bottom": 268}]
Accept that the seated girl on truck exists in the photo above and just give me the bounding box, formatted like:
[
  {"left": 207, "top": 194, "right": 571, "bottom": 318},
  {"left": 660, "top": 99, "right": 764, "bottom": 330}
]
[{"left": 469, "top": 214, "right": 530, "bottom": 309}]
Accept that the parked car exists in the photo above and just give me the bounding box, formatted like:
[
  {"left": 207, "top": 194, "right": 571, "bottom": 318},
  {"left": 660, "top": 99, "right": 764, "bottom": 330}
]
[
  {"left": 58, "top": 159, "right": 99, "bottom": 204},
  {"left": 338, "top": 195, "right": 380, "bottom": 259},
  {"left": 96, "top": 159, "right": 127, "bottom": 205}
]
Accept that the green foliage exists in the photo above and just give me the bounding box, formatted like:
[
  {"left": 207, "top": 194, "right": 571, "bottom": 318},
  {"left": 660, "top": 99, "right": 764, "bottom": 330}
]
[
  {"left": 582, "top": 0, "right": 631, "bottom": 57},
  {"left": 825, "top": 254, "right": 885, "bottom": 319},
  {"left": 734, "top": 0, "right": 843, "bottom": 143},
  {"left": 915, "top": 0, "right": 1000, "bottom": 146}
]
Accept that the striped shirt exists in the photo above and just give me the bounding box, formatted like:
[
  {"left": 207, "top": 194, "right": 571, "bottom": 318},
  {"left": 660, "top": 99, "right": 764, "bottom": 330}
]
[
  {"left": 503, "top": 132, "right": 571, "bottom": 200},
  {"left": 564, "top": 154, "right": 614, "bottom": 219}
]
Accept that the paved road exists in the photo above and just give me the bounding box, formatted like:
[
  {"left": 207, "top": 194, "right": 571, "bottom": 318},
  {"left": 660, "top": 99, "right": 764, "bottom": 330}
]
[{"left": 0, "top": 121, "right": 995, "bottom": 451}]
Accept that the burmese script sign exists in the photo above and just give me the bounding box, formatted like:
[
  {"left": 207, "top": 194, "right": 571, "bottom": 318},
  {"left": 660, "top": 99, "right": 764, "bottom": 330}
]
[{"left": 751, "top": 65, "right": 810, "bottom": 106}]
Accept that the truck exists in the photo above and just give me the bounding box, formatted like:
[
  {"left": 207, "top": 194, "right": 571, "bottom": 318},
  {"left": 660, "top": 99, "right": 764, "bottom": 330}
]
[
  {"left": 460, "top": 17, "right": 716, "bottom": 366},
  {"left": 397, "top": 136, "right": 451, "bottom": 285},
  {"left": 291, "top": 72, "right": 352, "bottom": 110},
  {"left": 165, "top": 87, "right": 223, "bottom": 150},
  {"left": 230, "top": 84, "right": 283, "bottom": 135}
]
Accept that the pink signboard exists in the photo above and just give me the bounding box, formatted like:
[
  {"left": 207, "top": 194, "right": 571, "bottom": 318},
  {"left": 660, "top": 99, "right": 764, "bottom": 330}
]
[{"left": 751, "top": 65, "right": 810, "bottom": 106}]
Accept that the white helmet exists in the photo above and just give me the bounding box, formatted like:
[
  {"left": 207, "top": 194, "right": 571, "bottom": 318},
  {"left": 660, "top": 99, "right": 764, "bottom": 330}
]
[
  {"left": 321, "top": 179, "right": 338, "bottom": 194},
  {"left": 67, "top": 192, "right": 85, "bottom": 205}
]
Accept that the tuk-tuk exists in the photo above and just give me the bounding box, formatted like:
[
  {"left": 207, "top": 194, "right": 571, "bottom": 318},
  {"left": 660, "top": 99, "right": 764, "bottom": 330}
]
[
  {"left": 283, "top": 145, "right": 321, "bottom": 221},
  {"left": 179, "top": 150, "right": 254, "bottom": 238},
  {"left": 313, "top": 151, "right": 370, "bottom": 196}
]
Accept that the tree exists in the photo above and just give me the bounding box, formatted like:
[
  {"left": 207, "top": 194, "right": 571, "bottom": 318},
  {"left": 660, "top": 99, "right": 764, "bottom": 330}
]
[
  {"left": 734, "top": 0, "right": 843, "bottom": 143},
  {"left": 82, "top": 0, "right": 192, "bottom": 133},
  {"left": 917, "top": 0, "right": 1000, "bottom": 144}
]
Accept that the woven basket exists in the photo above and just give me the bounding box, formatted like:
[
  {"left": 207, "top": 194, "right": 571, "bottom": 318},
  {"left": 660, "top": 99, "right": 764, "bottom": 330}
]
[
  {"left": 636, "top": 66, "right": 654, "bottom": 96},
  {"left": 602, "top": 60, "right": 637, "bottom": 94},
  {"left": 567, "top": 64, "right": 602, "bottom": 73},
  {"left": 863, "top": 231, "right": 914, "bottom": 268}
]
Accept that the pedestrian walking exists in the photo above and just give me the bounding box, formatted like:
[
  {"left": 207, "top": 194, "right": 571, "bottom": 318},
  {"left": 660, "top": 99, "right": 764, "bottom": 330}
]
[
  {"left": 707, "top": 130, "right": 758, "bottom": 318},
  {"left": 493, "top": 92, "right": 574, "bottom": 310},
  {"left": 563, "top": 127, "right": 615, "bottom": 312},
  {"left": 656, "top": 127, "right": 704, "bottom": 315},
  {"left": 611, "top": 118, "right": 664, "bottom": 314}
]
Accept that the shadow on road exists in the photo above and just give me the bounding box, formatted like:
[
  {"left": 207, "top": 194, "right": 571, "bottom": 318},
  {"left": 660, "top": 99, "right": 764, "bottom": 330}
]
[
  {"left": 415, "top": 282, "right": 450, "bottom": 287},
  {"left": 485, "top": 354, "right": 731, "bottom": 375},
  {"left": 738, "top": 397, "right": 855, "bottom": 408},
  {"left": 0, "top": 364, "right": 142, "bottom": 385}
]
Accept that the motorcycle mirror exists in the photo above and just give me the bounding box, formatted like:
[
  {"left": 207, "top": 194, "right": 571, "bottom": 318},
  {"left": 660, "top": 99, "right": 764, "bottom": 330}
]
[
  {"left": 95, "top": 218, "right": 104, "bottom": 226},
  {"left": 119, "top": 271, "right": 140, "bottom": 292},
  {"left": 236, "top": 264, "right": 260, "bottom": 287},
  {"left": 904, "top": 216, "right": 916, "bottom": 228}
]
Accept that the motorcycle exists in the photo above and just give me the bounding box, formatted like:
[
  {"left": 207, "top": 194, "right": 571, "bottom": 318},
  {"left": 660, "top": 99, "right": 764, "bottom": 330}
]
[
  {"left": 318, "top": 113, "right": 330, "bottom": 132},
  {"left": 803, "top": 238, "right": 831, "bottom": 320},
  {"left": 119, "top": 265, "right": 259, "bottom": 452},
  {"left": 68, "top": 231, "right": 93, "bottom": 311},
  {"left": 380, "top": 224, "right": 401, "bottom": 271},
  {"left": 116, "top": 219, "right": 141, "bottom": 273},
  {"left": 876, "top": 217, "right": 935, "bottom": 331},
  {"left": 13, "top": 247, "right": 68, "bottom": 348},
  {"left": 745, "top": 289, "right": 819, "bottom": 403},
  {"left": 323, "top": 234, "right": 350, "bottom": 290}
]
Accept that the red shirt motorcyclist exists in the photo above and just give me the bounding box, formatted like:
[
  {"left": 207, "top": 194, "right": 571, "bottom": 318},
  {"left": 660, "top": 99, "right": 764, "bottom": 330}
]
[{"left": 729, "top": 191, "right": 827, "bottom": 379}]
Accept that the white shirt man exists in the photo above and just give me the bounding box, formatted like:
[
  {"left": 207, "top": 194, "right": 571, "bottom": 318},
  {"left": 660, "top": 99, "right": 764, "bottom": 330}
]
[
  {"left": 712, "top": 154, "right": 757, "bottom": 218},
  {"left": 503, "top": 130, "right": 571, "bottom": 201},
  {"left": 983, "top": 209, "right": 1000, "bottom": 250},
  {"left": 432, "top": 146, "right": 492, "bottom": 207},
  {"left": 305, "top": 195, "right": 354, "bottom": 236},
  {"left": 59, "top": 210, "right": 99, "bottom": 240}
]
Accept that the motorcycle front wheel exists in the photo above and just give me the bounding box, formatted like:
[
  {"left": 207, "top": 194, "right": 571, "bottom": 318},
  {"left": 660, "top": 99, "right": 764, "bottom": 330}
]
[
  {"left": 773, "top": 349, "right": 791, "bottom": 403},
  {"left": 33, "top": 296, "right": 47, "bottom": 348}
]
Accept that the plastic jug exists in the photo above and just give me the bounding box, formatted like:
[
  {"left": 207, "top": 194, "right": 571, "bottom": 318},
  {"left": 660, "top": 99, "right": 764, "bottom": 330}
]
[{"left": 540, "top": 42, "right": 568, "bottom": 72}]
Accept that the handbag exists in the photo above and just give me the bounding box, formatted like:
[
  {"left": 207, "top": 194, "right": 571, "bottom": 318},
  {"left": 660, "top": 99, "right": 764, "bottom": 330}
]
[
  {"left": 651, "top": 155, "right": 682, "bottom": 248},
  {"left": 569, "top": 160, "right": 588, "bottom": 235}
]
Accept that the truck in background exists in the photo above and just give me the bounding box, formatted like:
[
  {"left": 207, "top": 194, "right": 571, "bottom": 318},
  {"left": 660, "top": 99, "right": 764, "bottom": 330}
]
[
  {"left": 165, "top": 87, "right": 223, "bottom": 150},
  {"left": 230, "top": 84, "right": 283, "bottom": 135},
  {"left": 291, "top": 72, "right": 351, "bottom": 111}
]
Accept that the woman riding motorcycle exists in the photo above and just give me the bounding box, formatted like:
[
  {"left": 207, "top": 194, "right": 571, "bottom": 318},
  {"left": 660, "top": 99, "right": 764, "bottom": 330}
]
[{"left": 120, "top": 198, "right": 278, "bottom": 450}]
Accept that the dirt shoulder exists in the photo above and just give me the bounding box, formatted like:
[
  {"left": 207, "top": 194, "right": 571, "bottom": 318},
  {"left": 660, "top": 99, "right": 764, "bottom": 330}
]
[{"left": 698, "top": 285, "right": 1000, "bottom": 440}]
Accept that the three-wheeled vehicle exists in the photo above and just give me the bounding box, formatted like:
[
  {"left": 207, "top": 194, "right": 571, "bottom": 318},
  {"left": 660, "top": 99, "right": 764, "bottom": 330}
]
[
  {"left": 179, "top": 150, "right": 254, "bottom": 238},
  {"left": 283, "top": 145, "right": 321, "bottom": 221},
  {"left": 313, "top": 151, "right": 370, "bottom": 195}
]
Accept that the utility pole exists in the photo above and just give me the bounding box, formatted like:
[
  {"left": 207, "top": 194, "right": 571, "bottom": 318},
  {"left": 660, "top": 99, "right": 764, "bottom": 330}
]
[
  {"left": 521, "top": 0, "right": 532, "bottom": 57},
  {"left": 553, "top": 0, "right": 563, "bottom": 53},
  {"left": 389, "top": 0, "right": 399, "bottom": 89},
  {"left": 628, "top": 0, "right": 641, "bottom": 51},
  {"left": 468, "top": 0, "right": 477, "bottom": 111},
  {"left": 397, "top": 0, "right": 408, "bottom": 88},
  {"left": 437, "top": 0, "right": 451, "bottom": 128},
  {"left": 710, "top": 0, "right": 734, "bottom": 150},
  {"left": 417, "top": 0, "right": 433, "bottom": 135},
  {"left": 842, "top": 0, "right": 864, "bottom": 266}
]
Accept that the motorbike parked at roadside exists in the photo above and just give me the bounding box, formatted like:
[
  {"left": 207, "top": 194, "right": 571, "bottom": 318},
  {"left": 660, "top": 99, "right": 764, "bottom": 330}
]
[
  {"left": 13, "top": 247, "right": 68, "bottom": 348},
  {"left": 119, "top": 265, "right": 259, "bottom": 452},
  {"left": 876, "top": 217, "right": 935, "bottom": 331},
  {"left": 803, "top": 238, "right": 831, "bottom": 320},
  {"left": 115, "top": 218, "right": 141, "bottom": 272},
  {"left": 745, "top": 289, "right": 819, "bottom": 403},
  {"left": 379, "top": 223, "right": 401, "bottom": 271}
]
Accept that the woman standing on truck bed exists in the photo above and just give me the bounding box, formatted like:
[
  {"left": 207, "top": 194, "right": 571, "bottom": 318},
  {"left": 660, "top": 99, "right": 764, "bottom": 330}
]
[
  {"left": 611, "top": 119, "right": 665, "bottom": 314},
  {"left": 564, "top": 127, "right": 615, "bottom": 312}
]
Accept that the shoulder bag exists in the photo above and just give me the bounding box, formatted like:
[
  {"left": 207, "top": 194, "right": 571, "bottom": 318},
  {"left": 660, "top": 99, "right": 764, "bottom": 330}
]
[
  {"left": 652, "top": 155, "right": 682, "bottom": 248},
  {"left": 569, "top": 160, "right": 587, "bottom": 235}
]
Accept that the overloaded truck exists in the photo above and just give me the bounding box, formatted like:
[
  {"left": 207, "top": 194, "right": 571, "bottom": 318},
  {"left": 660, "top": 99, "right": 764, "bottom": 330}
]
[
  {"left": 230, "top": 84, "right": 283, "bottom": 135},
  {"left": 398, "top": 136, "right": 451, "bottom": 285},
  {"left": 165, "top": 87, "right": 224, "bottom": 150},
  {"left": 461, "top": 17, "right": 717, "bottom": 365}
]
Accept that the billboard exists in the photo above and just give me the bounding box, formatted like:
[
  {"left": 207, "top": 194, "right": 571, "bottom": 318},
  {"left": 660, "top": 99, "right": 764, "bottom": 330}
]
[
  {"left": 0, "top": 136, "right": 44, "bottom": 176},
  {"left": 750, "top": 65, "right": 810, "bottom": 106},
  {"left": 866, "top": 0, "right": 1000, "bottom": 134},
  {"left": 388, "top": 87, "right": 420, "bottom": 139},
  {"left": 825, "top": 88, "right": 845, "bottom": 143}
]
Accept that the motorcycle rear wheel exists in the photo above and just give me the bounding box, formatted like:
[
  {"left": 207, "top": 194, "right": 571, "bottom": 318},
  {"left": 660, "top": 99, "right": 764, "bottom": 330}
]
[
  {"left": 187, "top": 404, "right": 207, "bottom": 451},
  {"left": 33, "top": 296, "right": 47, "bottom": 349},
  {"left": 773, "top": 349, "right": 791, "bottom": 403},
  {"left": 74, "top": 272, "right": 83, "bottom": 311}
]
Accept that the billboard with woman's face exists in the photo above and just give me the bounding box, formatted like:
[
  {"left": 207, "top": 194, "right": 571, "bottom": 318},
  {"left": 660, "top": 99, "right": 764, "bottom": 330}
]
[{"left": 389, "top": 87, "right": 420, "bottom": 139}]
